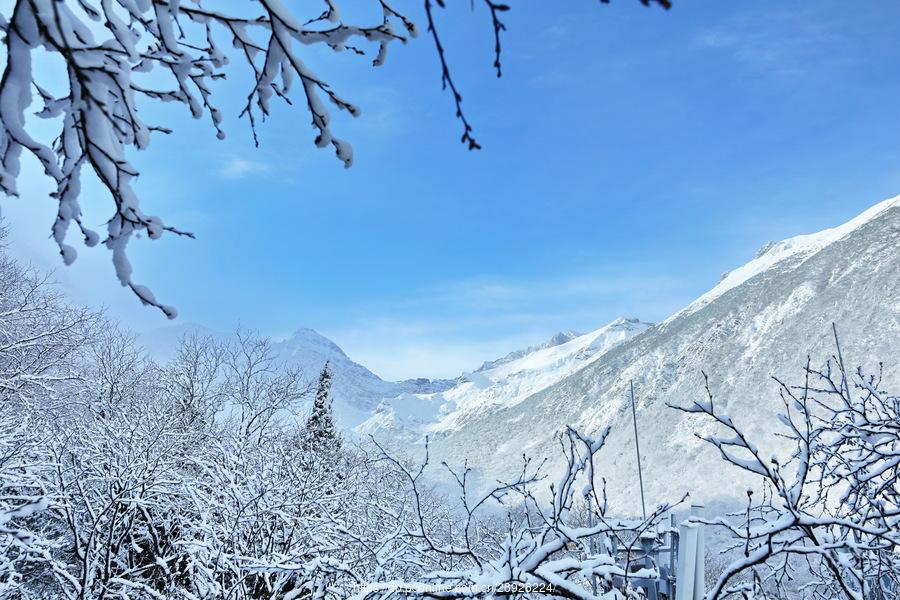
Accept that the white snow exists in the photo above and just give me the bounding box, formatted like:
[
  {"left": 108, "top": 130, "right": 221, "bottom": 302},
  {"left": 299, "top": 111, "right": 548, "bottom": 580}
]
[
  {"left": 357, "top": 317, "right": 651, "bottom": 439},
  {"left": 669, "top": 194, "right": 900, "bottom": 322}
]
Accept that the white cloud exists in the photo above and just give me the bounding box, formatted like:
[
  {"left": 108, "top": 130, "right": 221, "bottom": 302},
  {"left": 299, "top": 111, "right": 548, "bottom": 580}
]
[
  {"left": 217, "top": 157, "right": 271, "bottom": 179},
  {"left": 695, "top": 8, "right": 849, "bottom": 78}
]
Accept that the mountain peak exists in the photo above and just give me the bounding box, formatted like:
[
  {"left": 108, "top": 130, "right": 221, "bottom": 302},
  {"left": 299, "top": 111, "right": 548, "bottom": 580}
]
[
  {"left": 606, "top": 316, "right": 647, "bottom": 329},
  {"left": 546, "top": 330, "right": 581, "bottom": 347},
  {"left": 283, "top": 327, "right": 348, "bottom": 359},
  {"left": 672, "top": 194, "right": 900, "bottom": 322},
  {"left": 754, "top": 240, "right": 778, "bottom": 259},
  {"left": 475, "top": 319, "right": 650, "bottom": 374}
]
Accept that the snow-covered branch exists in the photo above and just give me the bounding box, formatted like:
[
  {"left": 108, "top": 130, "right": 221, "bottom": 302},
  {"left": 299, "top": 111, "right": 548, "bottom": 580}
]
[
  {"left": 0, "top": 0, "right": 669, "bottom": 316},
  {"left": 671, "top": 345, "right": 900, "bottom": 599},
  {"left": 345, "top": 426, "right": 678, "bottom": 600},
  {"left": 0, "top": 0, "right": 416, "bottom": 316}
]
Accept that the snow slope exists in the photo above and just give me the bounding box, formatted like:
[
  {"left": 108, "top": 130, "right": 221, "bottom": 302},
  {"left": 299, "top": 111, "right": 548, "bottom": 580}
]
[
  {"left": 357, "top": 318, "right": 651, "bottom": 442},
  {"left": 423, "top": 195, "right": 900, "bottom": 509},
  {"left": 674, "top": 195, "right": 900, "bottom": 320}
]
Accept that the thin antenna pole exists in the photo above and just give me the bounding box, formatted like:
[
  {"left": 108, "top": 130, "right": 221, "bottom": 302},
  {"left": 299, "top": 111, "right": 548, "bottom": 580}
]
[
  {"left": 630, "top": 380, "right": 647, "bottom": 520},
  {"left": 832, "top": 322, "right": 851, "bottom": 399}
]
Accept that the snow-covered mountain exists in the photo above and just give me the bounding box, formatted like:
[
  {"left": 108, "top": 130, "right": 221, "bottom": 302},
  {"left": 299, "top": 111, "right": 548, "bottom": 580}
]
[
  {"left": 144, "top": 319, "right": 652, "bottom": 434},
  {"left": 140, "top": 195, "right": 900, "bottom": 510},
  {"left": 272, "top": 328, "right": 454, "bottom": 425},
  {"left": 356, "top": 318, "right": 651, "bottom": 443},
  {"left": 421, "top": 195, "right": 900, "bottom": 510},
  {"left": 140, "top": 325, "right": 453, "bottom": 427}
]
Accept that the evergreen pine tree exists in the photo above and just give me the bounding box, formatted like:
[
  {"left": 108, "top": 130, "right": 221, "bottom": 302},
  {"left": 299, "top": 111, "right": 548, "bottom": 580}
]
[{"left": 303, "top": 362, "right": 339, "bottom": 454}]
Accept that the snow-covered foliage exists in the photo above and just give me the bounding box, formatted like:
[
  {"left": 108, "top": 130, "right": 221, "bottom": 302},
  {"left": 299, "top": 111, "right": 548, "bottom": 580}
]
[
  {"left": 0, "top": 411, "right": 52, "bottom": 597},
  {"left": 671, "top": 345, "right": 900, "bottom": 599},
  {"left": 345, "top": 426, "right": 677, "bottom": 599},
  {"left": 302, "top": 362, "right": 340, "bottom": 454},
  {"left": 0, "top": 242, "right": 675, "bottom": 599},
  {"left": 0, "top": 228, "right": 98, "bottom": 407},
  {"left": 0, "top": 0, "right": 670, "bottom": 316}
]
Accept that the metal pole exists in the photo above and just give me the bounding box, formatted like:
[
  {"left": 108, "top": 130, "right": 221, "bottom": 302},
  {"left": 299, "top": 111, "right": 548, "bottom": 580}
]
[
  {"left": 833, "top": 323, "right": 864, "bottom": 592},
  {"left": 630, "top": 380, "right": 647, "bottom": 520},
  {"left": 832, "top": 322, "right": 851, "bottom": 399},
  {"left": 669, "top": 512, "right": 677, "bottom": 599}
]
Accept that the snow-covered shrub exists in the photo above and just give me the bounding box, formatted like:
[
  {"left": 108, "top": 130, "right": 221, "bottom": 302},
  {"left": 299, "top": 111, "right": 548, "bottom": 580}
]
[
  {"left": 672, "top": 350, "right": 900, "bottom": 599},
  {"left": 0, "top": 228, "right": 99, "bottom": 411},
  {"left": 337, "top": 427, "right": 677, "bottom": 599},
  {"left": 221, "top": 330, "right": 312, "bottom": 445},
  {"left": 0, "top": 228, "right": 100, "bottom": 597},
  {"left": 41, "top": 332, "right": 196, "bottom": 598},
  {"left": 0, "top": 412, "right": 53, "bottom": 599}
]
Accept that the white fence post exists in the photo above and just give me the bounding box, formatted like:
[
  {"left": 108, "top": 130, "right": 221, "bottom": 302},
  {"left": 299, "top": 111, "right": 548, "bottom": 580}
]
[{"left": 675, "top": 503, "right": 706, "bottom": 600}]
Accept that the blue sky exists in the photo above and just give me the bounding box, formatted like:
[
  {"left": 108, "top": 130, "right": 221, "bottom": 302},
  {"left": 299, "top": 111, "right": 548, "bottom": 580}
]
[{"left": 4, "top": 0, "right": 900, "bottom": 379}]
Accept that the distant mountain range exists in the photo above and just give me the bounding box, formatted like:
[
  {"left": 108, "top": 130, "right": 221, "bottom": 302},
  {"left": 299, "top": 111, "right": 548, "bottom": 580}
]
[
  {"left": 355, "top": 317, "right": 652, "bottom": 442},
  {"left": 141, "top": 318, "right": 647, "bottom": 430},
  {"left": 142, "top": 195, "right": 900, "bottom": 509}
]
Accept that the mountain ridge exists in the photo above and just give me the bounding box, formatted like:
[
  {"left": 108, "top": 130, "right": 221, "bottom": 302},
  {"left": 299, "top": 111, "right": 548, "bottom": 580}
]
[
  {"left": 424, "top": 195, "right": 900, "bottom": 509},
  {"left": 356, "top": 317, "right": 653, "bottom": 442}
]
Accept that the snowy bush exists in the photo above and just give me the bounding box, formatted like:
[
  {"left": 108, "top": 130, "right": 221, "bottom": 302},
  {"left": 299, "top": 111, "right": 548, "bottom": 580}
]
[
  {"left": 671, "top": 345, "right": 900, "bottom": 599},
  {"left": 0, "top": 412, "right": 53, "bottom": 598},
  {"left": 0, "top": 237, "right": 675, "bottom": 598},
  {"left": 340, "top": 427, "right": 677, "bottom": 599}
]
